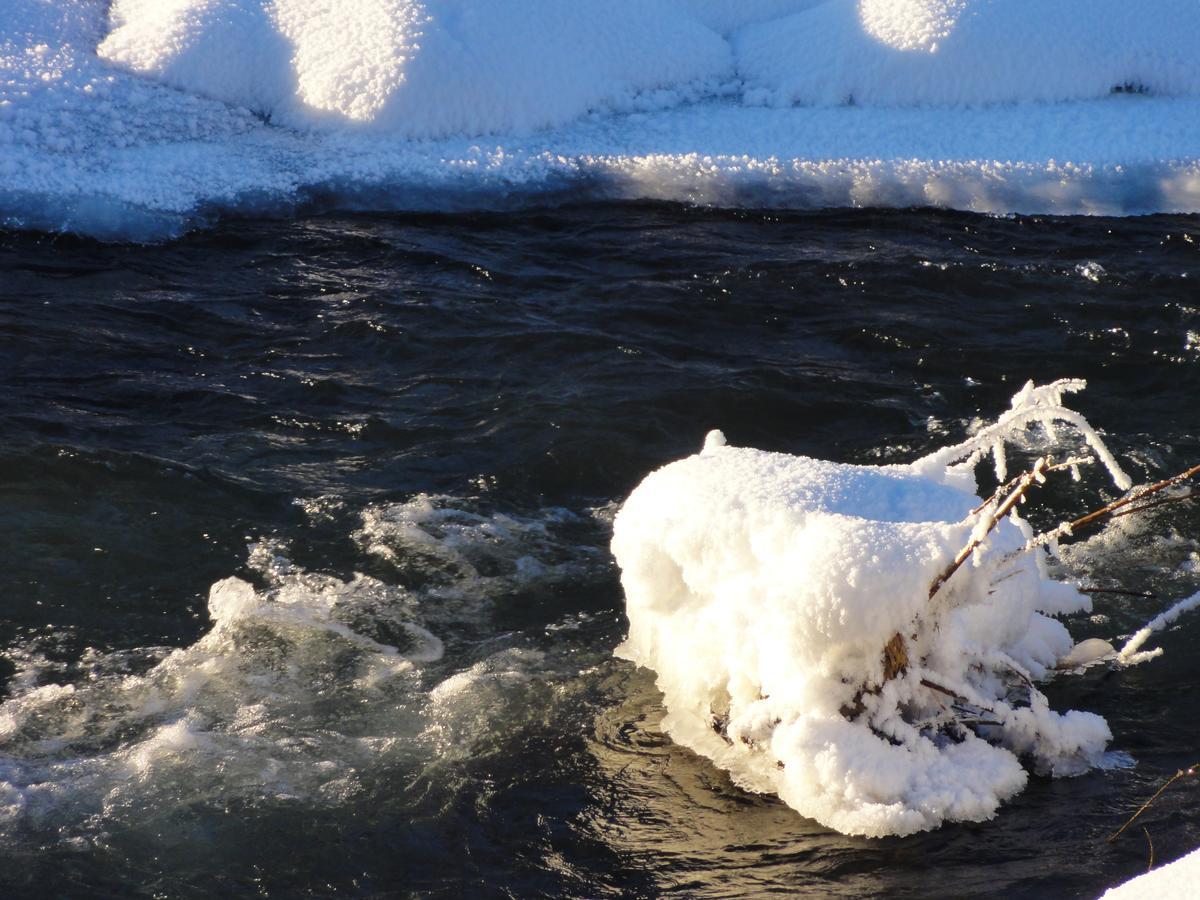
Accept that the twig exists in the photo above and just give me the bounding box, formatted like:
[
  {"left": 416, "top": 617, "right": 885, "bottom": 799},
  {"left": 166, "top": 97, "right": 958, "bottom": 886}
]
[
  {"left": 920, "top": 678, "right": 964, "bottom": 701},
  {"left": 1143, "top": 826, "right": 1155, "bottom": 872},
  {"left": 930, "top": 457, "right": 1050, "bottom": 600},
  {"left": 1110, "top": 491, "right": 1196, "bottom": 520},
  {"left": 1005, "top": 462, "right": 1200, "bottom": 565},
  {"left": 1107, "top": 764, "right": 1200, "bottom": 844},
  {"left": 971, "top": 471, "right": 1029, "bottom": 516},
  {"left": 969, "top": 457, "right": 1092, "bottom": 516},
  {"left": 1079, "top": 587, "right": 1156, "bottom": 599},
  {"left": 1069, "top": 464, "right": 1200, "bottom": 535}
]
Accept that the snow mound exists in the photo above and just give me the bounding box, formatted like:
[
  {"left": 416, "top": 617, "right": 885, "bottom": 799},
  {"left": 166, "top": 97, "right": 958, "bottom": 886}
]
[
  {"left": 736, "top": 0, "right": 1200, "bottom": 108},
  {"left": 612, "top": 380, "right": 1128, "bottom": 836},
  {"left": 98, "top": 0, "right": 732, "bottom": 139}
]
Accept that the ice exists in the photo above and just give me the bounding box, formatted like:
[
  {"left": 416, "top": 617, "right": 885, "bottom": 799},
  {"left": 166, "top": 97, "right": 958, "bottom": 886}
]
[
  {"left": 612, "top": 380, "right": 1137, "bottom": 836},
  {"left": 4, "top": 1, "right": 1200, "bottom": 237},
  {"left": 1118, "top": 590, "right": 1200, "bottom": 666}
]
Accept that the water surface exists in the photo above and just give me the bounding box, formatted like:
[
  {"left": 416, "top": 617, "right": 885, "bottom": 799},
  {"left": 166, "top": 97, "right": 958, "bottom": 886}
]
[{"left": 1, "top": 206, "right": 1198, "bottom": 897}]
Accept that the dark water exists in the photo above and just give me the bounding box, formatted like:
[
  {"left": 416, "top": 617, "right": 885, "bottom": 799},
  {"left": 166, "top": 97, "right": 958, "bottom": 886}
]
[{"left": 1, "top": 206, "right": 1199, "bottom": 898}]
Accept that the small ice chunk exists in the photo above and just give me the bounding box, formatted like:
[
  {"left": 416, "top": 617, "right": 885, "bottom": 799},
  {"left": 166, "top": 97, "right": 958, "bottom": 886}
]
[{"left": 1057, "top": 637, "right": 1116, "bottom": 669}]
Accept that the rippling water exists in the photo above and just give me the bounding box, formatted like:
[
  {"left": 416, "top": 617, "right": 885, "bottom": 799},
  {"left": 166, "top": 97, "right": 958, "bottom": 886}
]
[{"left": 1, "top": 206, "right": 1199, "bottom": 898}]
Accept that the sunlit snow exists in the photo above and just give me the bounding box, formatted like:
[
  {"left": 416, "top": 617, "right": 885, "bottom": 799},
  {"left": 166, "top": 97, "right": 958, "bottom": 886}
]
[{"left": 3, "top": 1, "right": 1200, "bottom": 239}]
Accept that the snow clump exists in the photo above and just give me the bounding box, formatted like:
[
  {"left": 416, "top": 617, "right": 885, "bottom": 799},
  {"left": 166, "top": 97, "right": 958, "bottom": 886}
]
[{"left": 613, "top": 380, "right": 1133, "bottom": 836}]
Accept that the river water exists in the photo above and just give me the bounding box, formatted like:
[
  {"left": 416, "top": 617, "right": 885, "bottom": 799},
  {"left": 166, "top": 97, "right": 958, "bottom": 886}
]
[{"left": 1, "top": 206, "right": 1198, "bottom": 897}]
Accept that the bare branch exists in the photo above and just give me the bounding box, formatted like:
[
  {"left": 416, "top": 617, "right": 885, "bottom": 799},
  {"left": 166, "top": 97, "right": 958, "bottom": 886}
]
[
  {"left": 930, "top": 457, "right": 1049, "bottom": 600},
  {"left": 1110, "top": 491, "right": 1196, "bottom": 520},
  {"left": 1069, "top": 464, "right": 1200, "bottom": 535},
  {"left": 1107, "top": 764, "right": 1200, "bottom": 844},
  {"left": 1078, "top": 587, "right": 1156, "bottom": 599}
]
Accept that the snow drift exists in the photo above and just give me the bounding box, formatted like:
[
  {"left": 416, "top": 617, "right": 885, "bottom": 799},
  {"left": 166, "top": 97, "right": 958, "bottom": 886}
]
[
  {"left": 612, "top": 381, "right": 1137, "bottom": 836},
  {"left": 98, "top": 0, "right": 732, "bottom": 139},
  {"left": 99, "top": 0, "right": 1200, "bottom": 134},
  {"left": 5, "top": 0, "right": 1200, "bottom": 238},
  {"left": 736, "top": 0, "right": 1200, "bottom": 108}
]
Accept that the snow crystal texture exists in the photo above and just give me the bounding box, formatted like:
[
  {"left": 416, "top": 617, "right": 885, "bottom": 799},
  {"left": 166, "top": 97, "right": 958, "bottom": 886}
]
[
  {"left": 99, "top": 0, "right": 732, "bottom": 139},
  {"left": 736, "top": 0, "right": 1200, "bottom": 108}
]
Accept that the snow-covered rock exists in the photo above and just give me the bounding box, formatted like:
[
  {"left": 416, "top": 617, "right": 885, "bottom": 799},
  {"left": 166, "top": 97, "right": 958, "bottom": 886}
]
[{"left": 612, "top": 381, "right": 1127, "bottom": 836}]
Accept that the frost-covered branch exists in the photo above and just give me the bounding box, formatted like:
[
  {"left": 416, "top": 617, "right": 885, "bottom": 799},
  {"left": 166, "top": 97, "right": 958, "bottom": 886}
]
[
  {"left": 1118, "top": 591, "right": 1200, "bottom": 665},
  {"left": 914, "top": 379, "right": 1131, "bottom": 490}
]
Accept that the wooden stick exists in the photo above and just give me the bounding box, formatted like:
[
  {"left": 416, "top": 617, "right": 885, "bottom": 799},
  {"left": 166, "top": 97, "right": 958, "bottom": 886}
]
[
  {"left": 1069, "top": 464, "right": 1200, "bottom": 535},
  {"left": 930, "top": 457, "right": 1049, "bottom": 600},
  {"left": 1110, "top": 491, "right": 1196, "bottom": 520},
  {"left": 970, "top": 457, "right": 1092, "bottom": 516},
  {"left": 1002, "top": 462, "right": 1200, "bottom": 566},
  {"left": 1107, "top": 764, "right": 1199, "bottom": 844}
]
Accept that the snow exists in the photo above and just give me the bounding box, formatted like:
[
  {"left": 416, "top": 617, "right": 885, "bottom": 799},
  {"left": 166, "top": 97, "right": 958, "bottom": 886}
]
[
  {"left": 678, "top": 1, "right": 831, "bottom": 35},
  {"left": 99, "top": 1, "right": 732, "bottom": 139},
  {"left": 4, "top": 1, "right": 1200, "bottom": 239},
  {"left": 1118, "top": 590, "right": 1200, "bottom": 666},
  {"left": 736, "top": 1, "right": 1200, "bottom": 108},
  {"left": 611, "top": 381, "right": 1135, "bottom": 836},
  {"left": 1104, "top": 847, "right": 1200, "bottom": 899}
]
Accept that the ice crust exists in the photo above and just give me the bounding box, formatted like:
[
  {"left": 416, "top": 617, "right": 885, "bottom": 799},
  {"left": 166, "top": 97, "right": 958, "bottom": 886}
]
[
  {"left": 612, "top": 382, "right": 1130, "bottom": 836},
  {"left": 5, "top": 1, "right": 1200, "bottom": 238}
]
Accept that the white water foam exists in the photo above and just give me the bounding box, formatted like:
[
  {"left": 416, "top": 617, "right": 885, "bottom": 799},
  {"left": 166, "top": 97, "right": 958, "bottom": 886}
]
[{"left": 0, "top": 495, "right": 612, "bottom": 841}]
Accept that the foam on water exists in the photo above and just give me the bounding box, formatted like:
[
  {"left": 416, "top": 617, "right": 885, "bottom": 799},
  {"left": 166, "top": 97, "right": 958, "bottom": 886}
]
[
  {"left": 5, "top": 1, "right": 1200, "bottom": 239},
  {"left": 0, "top": 495, "right": 614, "bottom": 843}
]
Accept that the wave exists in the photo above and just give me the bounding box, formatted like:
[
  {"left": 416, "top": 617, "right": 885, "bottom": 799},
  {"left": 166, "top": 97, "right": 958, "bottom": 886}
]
[{"left": 0, "top": 494, "right": 615, "bottom": 844}]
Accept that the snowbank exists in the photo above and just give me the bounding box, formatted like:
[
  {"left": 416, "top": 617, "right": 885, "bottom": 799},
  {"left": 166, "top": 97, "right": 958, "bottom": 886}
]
[
  {"left": 98, "top": 0, "right": 732, "bottom": 139},
  {"left": 5, "top": 1, "right": 1200, "bottom": 237},
  {"left": 98, "top": 0, "right": 1200, "bottom": 136},
  {"left": 612, "top": 382, "right": 1130, "bottom": 836},
  {"left": 736, "top": 0, "right": 1200, "bottom": 108},
  {"left": 1104, "top": 847, "right": 1200, "bottom": 899}
]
